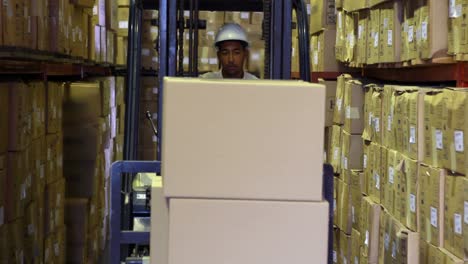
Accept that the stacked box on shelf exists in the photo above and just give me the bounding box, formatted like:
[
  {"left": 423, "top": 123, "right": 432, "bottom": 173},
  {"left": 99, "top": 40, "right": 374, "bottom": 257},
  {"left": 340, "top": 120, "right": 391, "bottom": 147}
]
[{"left": 141, "top": 13, "right": 158, "bottom": 70}]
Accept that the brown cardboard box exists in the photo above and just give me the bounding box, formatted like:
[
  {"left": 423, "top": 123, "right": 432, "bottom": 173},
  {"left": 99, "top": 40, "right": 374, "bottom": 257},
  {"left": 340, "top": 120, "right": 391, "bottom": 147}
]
[
  {"left": 339, "top": 229, "right": 352, "bottom": 264},
  {"left": 8, "top": 82, "right": 31, "bottom": 151},
  {"left": 71, "top": 0, "right": 95, "bottom": 8},
  {"left": 310, "top": 0, "right": 336, "bottom": 34},
  {"left": 351, "top": 229, "right": 361, "bottom": 264},
  {"left": 169, "top": 199, "right": 329, "bottom": 264},
  {"left": 369, "top": 142, "right": 382, "bottom": 204},
  {"left": 382, "top": 85, "right": 395, "bottom": 148},
  {"left": 335, "top": 10, "right": 346, "bottom": 61},
  {"left": 445, "top": 89, "right": 468, "bottom": 175},
  {"left": 105, "top": 0, "right": 118, "bottom": 30},
  {"left": 46, "top": 178, "right": 65, "bottom": 235},
  {"left": 378, "top": 1, "right": 403, "bottom": 63},
  {"left": 362, "top": 84, "right": 374, "bottom": 141},
  {"left": 417, "top": 0, "right": 448, "bottom": 59},
  {"left": 371, "top": 85, "right": 384, "bottom": 143},
  {"left": 333, "top": 227, "right": 339, "bottom": 263},
  {"left": 419, "top": 163, "right": 446, "bottom": 247},
  {"left": 6, "top": 151, "right": 28, "bottom": 221},
  {"left": 426, "top": 242, "right": 446, "bottom": 264},
  {"left": 31, "top": 81, "right": 47, "bottom": 140},
  {"left": 162, "top": 78, "right": 326, "bottom": 201},
  {"left": 330, "top": 125, "right": 343, "bottom": 174},
  {"left": 442, "top": 247, "right": 465, "bottom": 264},
  {"left": 46, "top": 82, "right": 64, "bottom": 134},
  {"left": 444, "top": 174, "right": 467, "bottom": 260},
  {"left": 357, "top": 10, "right": 369, "bottom": 65},
  {"left": 363, "top": 140, "right": 372, "bottom": 195},
  {"left": 341, "top": 130, "right": 363, "bottom": 183},
  {"left": 336, "top": 178, "right": 352, "bottom": 234},
  {"left": 315, "top": 29, "right": 346, "bottom": 72},
  {"left": 366, "top": 7, "right": 380, "bottom": 64},
  {"left": 401, "top": 0, "right": 417, "bottom": 61},
  {"left": 333, "top": 74, "right": 352, "bottom": 125},
  {"left": 350, "top": 170, "right": 363, "bottom": 231},
  {"left": 405, "top": 87, "right": 426, "bottom": 161},
  {"left": 319, "top": 79, "right": 337, "bottom": 127},
  {"left": 399, "top": 154, "right": 419, "bottom": 232},
  {"left": 360, "top": 196, "right": 381, "bottom": 263},
  {"left": 343, "top": 79, "right": 364, "bottom": 134},
  {"left": 383, "top": 149, "right": 402, "bottom": 216},
  {"left": 344, "top": 0, "right": 367, "bottom": 11},
  {"left": 423, "top": 90, "right": 450, "bottom": 168}
]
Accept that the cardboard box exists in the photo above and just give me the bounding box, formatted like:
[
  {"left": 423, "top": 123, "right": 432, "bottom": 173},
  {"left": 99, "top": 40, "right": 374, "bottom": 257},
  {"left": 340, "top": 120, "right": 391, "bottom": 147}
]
[
  {"left": 350, "top": 170, "right": 364, "bottom": 231},
  {"left": 336, "top": 178, "right": 352, "bottom": 234},
  {"left": 150, "top": 182, "right": 169, "bottom": 264},
  {"left": 360, "top": 196, "right": 381, "bottom": 263},
  {"left": 333, "top": 74, "right": 352, "bottom": 125},
  {"left": 383, "top": 149, "right": 402, "bottom": 216},
  {"left": 370, "top": 85, "right": 384, "bottom": 143},
  {"left": 442, "top": 247, "right": 465, "bottom": 264},
  {"left": 444, "top": 175, "right": 467, "bottom": 260},
  {"left": 335, "top": 10, "right": 346, "bottom": 61},
  {"left": 419, "top": 163, "right": 446, "bottom": 247},
  {"left": 341, "top": 130, "right": 363, "bottom": 183},
  {"left": 6, "top": 151, "right": 28, "bottom": 221},
  {"left": 312, "top": 29, "right": 346, "bottom": 72},
  {"left": 8, "top": 82, "right": 31, "bottom": 151},
  {"left": 46, "top": 178, "right": 66, "bottom": 235},
  {"left": 363, "top": 140, "right": 372, "bottom": 195},
  {"left": 378, "top": 1, "right": 403, "bottom": 63},
  {"left": 310, "top": 0, "right": 336, "bottom": 34},
  {"left": 330, "top": 125, "right": 343, "bottom": 174},
  {"left": 362, "top": 84, "right": 374, "bottom": 141},
  {"left": 339, "top": 229, "right": 352, "bottom": 264},
  {"left": 381, "top": 85, "right": 394, "bottom": 148},
  {"left": 404, "top": 87, "right": 426, "bottom": 161},
  {"left": 369, "top": 143, "right": 382, "bottom": 204},
  {"left": 356, "top": 10, "right": 369, "bottom": 65},
  {"left": 366, "top": 7, "right": 380, "bottom": 64},
  {"left": 399, "top": 154, "right": 419, "bottom": 232},
  {"left": 168, "top": 199, "right": 329, "bottom": 264},
  {"left": 162, "top": 78, "right": 326, "bottom": 201},
  {"left": 423, "top": 90, "right": 450, "bottom": 168},
  {"left": 417, "top": 0, "right": 448, "bottom": 59},
  {"left": 351, "top": 229, "right": 361, "bottom": 264},
  {"left": 343, "top": 80, "right": 364, "bottom": 134},
  {"left": 445, "top": 89, "right": 468, "bottom": 175},
  {"left": 379, "top": 209, "right": 420, "bottom": 263}
]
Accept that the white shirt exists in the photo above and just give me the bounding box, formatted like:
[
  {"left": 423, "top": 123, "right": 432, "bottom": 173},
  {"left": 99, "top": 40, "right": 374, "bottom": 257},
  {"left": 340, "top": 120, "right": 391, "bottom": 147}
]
[{"left": 199, "top": 70, "right": 259, "bottom": 80}]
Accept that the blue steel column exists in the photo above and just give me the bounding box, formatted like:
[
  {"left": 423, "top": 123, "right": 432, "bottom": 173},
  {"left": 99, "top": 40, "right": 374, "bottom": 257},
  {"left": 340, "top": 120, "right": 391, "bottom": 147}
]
[
  {"left": 269, "top": 0, "right": 283, "bottom": 79},
  {"left": 281, "top": 0, "right": 292, "bottom": 80}
]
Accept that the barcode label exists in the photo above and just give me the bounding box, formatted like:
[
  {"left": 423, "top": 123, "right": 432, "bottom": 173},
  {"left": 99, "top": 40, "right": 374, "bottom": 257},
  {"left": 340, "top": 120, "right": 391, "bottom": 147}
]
[
  {"left": 454, "top": 130, "right": 464, "bottom": 152},
  {"left": 410, "top": 194, "right": 416, "bottom": 213},
  {"left": 431, "top": 207, "right": 438, "bottom": 227},
  {"left": 388, "top": 167, "right": 394, "bottom": 184},
  {"left": 454, "top": 213, "right": 462, "bottom": 235},
  {"left": 409, "top": 126, "right": 416, "bottom": 144},
  {"left": 435, "top": 129, "right": 443, "bottom": 150}
]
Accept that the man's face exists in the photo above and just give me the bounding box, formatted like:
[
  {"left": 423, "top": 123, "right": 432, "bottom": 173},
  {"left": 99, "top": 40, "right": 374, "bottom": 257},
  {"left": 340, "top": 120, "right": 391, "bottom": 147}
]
[{"left": 217, "top": 41, "right": 247, "bottom": 78}]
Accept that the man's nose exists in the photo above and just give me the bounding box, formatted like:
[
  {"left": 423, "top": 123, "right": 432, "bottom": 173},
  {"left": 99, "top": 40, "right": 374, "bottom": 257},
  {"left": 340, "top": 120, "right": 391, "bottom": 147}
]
[{"left": 228, "top": 52, "right": 234, "bottom": 62}]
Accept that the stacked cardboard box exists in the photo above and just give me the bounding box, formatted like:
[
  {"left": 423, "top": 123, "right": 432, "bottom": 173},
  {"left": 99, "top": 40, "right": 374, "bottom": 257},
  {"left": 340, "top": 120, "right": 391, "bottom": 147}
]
[
  {"left": 62, "top": 77, "right": 123, "bottom": 263},
  {"left": 160, "top": 78, "right": 328, "bottom": 264},
  {"left": 328, "top": 74, "right": 365, "bottom": 263},
  {"left": 329, "top": 76, "right": 467, "bottom": 263},
  {"left": 331, "top": 0, "right": 449, "bottom": 66},
  {"left": 0, "top": 81, "right": 64, "bottom": 264}
]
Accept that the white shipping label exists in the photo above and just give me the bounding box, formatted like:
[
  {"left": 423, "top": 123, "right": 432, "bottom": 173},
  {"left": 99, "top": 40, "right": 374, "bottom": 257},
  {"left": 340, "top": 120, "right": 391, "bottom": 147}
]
[
  {"left": 384, "top": 18, "right": 389, "bottom": 28},
  {"left": 119, "top": 21, "right": 128, "bottom": 29},
  {"left": 358, "top": 25, "right": 363, "bottom": 40},
  {"left": 334, "top": 147, "right": 339, "bottom": 160},
  {"left": 365, "top": 231, "right": 369, "bottom": 246},
  {"left": 387, "top": 30, "right": 393, "bottom": 46},
  {"left": 410, "top": 194, "right": 416, "bottom": 213},
  {"left": 346, "top": 106, "right": 351, "bottom": 119},
  {"left": 435, "top": 129, "right": 443, "bottom": 150},
  {"left": 136, "top": 193, "right": 146, "bottom": 200},
  {"left": 313, "top": 51, "right": 318, "bottom": 65},
  {"left": 408, "top": 26, "right": 414, "bottom": 42},
  {"left": 355, "top": 257, "right": 359, "bottom": 264},
  {"left": 363, "top": 154, "right": 368, "bottom": 169},
  {"left": 465, "top": 201, "right": 468, "bottom": 224},
  {"left": 28, "top": 224, "right": 34, "bottom": 235},
  {"left": 388, "top": 167, "right": 394, "bottom": 184},
  {"left": 422, "top": 21, "right": 428, "bottom": 40},
  {"left": 333, "top": 251, "right": 338, "bottom": 263},
  {"left": 307, "top": 4, "right": 311, "bottom": 15},
  {"left": 152, "top": 136, "right": 158, "bottom": 142},
  {"left": 454, "top": 213, "right": 462, "bottom": 235},
  {"left": 338, "top": 12, "right": 343, "bottom": 29},
  {"left": 209, "top": 58, "right": 218, "bottom": 65},
  {"left": 384, "top": 233, "right": 390, "bottom": 250},
  {"left": 333, "top": 199, "right": 337, "bottom": 212},
  {"left": 240, "top": 12, "right": 250, "bottom": 19},
  {"left": 343, "top": 257, "right": 347, "bottom": 264},
  {"left": 369, "top": 112, "right": 374, "bottom": 126},
  {"left": 344, "top": 157, "right": 348, "bottom": 170},
  {"left": 54, "top": 243, "right": 59, "bottom": 256},
  {"left": 409, "top": 126, "right": 416, "bottom": 144},
  {"left": 431, "top": 207, "right": 438, "bottom": 227},
  {"left": 454, "top": 130, "right": 464, "bottom": 152},
  {"left": 184, "top": 11, "right": 190, "bottom": 17},
  {"left": 318, "top": 41, "right": 321, "bottom": 51},
  {"left": 391, "top": 242, "right": 397, "bottom": 259},
  {"left": 374, "top": 118, "right": 380, "bottom": 132},
  {"left": 337, "top": 98, "right": 343, "bottom": 111},
  {"left": 183, "top": 57, "right": 189, "bottom": 65},
  {"left": 388, "top": 115, "right": 392, "bottom": 131},
  {"left": 349, "top": 34, "right": 355, "bottom": 47},
  {"left": 374, "top": 32, "right": 379, "bottom": 47},
  {"left": 152, "top": 88, "right": 158, "bottom": 94},
  {"left": 21, "top": 184, "right": 26, "bottom": 200},
  {"left": 252, "top": 53, "right": 261, "bottom": 60},
  {"left": 416, "top": 28, "right": 421, "bottom": 42},
  {"left": 352, "top": 206, "right": 355, "bottom": 223},
  {"left": 375, "top": 173, "right": 380, "bottom": 190}
]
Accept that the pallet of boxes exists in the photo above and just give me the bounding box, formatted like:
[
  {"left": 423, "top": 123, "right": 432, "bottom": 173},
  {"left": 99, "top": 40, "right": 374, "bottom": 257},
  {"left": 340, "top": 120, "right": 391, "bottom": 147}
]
[
  {"left": 149, "top": 78, "right": 330, "bottom": 264},
  {"left": 328, "top": 73, "right": 467, "bottom": 263}
]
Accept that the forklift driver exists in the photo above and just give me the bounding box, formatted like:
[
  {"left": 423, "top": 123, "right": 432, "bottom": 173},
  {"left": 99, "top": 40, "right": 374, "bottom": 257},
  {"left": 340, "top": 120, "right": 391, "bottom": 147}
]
[{"left": 200, "top": 23, "right": 258, "bottom": 79}]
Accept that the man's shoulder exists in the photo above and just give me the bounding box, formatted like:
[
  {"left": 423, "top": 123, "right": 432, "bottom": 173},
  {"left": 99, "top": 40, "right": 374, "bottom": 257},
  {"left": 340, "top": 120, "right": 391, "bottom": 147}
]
[
  {"left": 199, "top": 71, "right": 222, "bottom": 79},
  {"left": 243, "top": 72, "right": 259, "bottom": 80}
]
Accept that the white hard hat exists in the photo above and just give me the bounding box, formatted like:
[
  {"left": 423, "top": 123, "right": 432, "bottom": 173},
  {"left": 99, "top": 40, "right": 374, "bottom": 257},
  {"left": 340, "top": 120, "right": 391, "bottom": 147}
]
[{"left": 214, "top": 23, "right": 249, "bottom": 48}]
